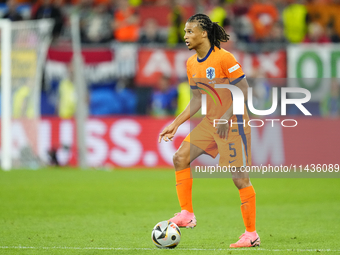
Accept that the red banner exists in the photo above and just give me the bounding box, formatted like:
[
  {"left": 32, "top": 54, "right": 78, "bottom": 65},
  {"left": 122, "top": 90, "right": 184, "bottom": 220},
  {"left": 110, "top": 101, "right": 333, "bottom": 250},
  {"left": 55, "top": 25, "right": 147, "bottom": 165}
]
[
  {"left": 47, "top": 47, "right": 114, "bottom": 63},
  {"left": 45, "top": 46, "right": 287, "bottom": 87},
  {"left": 135, "top": 48, "right": 287, "bottom": 87},
  {"left": 135, "top": 48, "right": 194, "bottom": 86},
  {"left": 5, "top": 117, "right": 339, "bottom": 168}
]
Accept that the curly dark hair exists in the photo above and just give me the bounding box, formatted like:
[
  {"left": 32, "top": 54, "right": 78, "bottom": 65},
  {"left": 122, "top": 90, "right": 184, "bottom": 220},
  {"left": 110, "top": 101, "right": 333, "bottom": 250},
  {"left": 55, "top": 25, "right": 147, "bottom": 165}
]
[{"left": 187, "top": 13, "right": 230, "bottom": 50}]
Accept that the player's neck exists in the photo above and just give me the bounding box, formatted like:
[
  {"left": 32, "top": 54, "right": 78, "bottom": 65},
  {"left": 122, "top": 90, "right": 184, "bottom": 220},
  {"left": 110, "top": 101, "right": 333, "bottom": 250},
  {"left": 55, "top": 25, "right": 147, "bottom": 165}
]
[{"left": 195, "top": 42, "right": 213, "bottom": 60}]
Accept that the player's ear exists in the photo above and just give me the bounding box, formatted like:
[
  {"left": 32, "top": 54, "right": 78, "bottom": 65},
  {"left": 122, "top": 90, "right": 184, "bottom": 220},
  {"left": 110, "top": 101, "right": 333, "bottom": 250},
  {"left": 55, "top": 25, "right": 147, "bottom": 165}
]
[{"left": 201, "top": 30, "right": 207, "bottom": 38}]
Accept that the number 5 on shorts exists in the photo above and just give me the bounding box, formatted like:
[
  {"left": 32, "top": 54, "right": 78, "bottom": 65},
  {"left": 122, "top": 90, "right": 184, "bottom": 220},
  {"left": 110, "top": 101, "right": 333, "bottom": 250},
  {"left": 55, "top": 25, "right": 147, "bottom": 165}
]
[{"left": 229, "top": 143, "right": 236, "bottom": 157}]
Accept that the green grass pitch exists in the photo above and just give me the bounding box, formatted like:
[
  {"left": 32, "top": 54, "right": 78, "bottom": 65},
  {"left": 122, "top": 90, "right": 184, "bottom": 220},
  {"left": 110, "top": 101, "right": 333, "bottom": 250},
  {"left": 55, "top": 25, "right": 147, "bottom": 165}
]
[{"left": 0, "top": 168, "right": 339, "bottom": 255}]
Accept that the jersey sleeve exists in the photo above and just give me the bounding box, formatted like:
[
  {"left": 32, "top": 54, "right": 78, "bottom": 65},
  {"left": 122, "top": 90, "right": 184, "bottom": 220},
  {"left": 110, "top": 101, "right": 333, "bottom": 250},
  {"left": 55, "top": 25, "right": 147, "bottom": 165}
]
[
  {"left": 222, "top": 53, "right": 245, "bottom": 85},
  {"left": 186, "top": 60, "right": 191, "bottom": 84},
  {"left": 187, "top": 58, "right": 197, "bottom": 90}
]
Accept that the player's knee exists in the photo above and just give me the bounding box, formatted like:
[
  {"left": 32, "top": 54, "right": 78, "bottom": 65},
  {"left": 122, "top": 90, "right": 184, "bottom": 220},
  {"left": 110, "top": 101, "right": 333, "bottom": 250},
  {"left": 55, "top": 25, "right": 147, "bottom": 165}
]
[
  {"left": 173, "top": 152, "right": 182, "bottom": 168},
  {"left": 173, "top": 151, "right": 189, "bottom": 169},
  {"left": 233, "top": 178, "right": 251, "bottom": 190}
]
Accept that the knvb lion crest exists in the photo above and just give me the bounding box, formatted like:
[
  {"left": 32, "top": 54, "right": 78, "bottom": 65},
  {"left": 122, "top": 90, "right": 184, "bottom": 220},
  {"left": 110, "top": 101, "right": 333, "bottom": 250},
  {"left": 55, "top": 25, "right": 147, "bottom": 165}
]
[{"left": 206, "top": 67, "right": 215, "bottom": 80}]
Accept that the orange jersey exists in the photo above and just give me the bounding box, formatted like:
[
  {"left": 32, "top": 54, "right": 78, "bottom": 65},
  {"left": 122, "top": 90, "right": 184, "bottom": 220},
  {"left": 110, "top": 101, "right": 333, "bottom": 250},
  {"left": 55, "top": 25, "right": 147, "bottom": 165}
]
[{"left": 187, "top": 46, "right": 251, "bottom": 136}]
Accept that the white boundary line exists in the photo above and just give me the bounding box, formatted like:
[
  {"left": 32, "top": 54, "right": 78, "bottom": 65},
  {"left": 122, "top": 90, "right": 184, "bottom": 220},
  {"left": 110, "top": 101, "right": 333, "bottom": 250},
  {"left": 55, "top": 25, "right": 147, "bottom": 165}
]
[{"left": 0, "top": 246, "right": 339, "bottom": 252}]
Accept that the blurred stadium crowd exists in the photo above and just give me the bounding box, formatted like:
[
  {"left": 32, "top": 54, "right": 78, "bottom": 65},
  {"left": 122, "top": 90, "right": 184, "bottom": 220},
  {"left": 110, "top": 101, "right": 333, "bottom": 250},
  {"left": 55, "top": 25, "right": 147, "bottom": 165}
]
[
  {"left": 2, "top": 0, "right": 340, "bottom": 44},
  {"left": 1, "top": 0, "right": 340, "bottom": 117}
]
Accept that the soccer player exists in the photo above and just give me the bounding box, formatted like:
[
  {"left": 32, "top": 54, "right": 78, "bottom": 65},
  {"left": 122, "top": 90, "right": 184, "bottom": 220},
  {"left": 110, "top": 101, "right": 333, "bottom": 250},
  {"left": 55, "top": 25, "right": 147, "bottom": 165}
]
[{"left": 158, "top": 14, "right": 260, "bottom": 248}]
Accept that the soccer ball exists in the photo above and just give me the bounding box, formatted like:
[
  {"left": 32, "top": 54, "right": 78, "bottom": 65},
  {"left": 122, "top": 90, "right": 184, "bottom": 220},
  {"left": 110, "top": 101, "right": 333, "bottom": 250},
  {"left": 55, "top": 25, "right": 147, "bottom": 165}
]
[{"left": 151, "top": 220, "right": 181, "bottom": 249}]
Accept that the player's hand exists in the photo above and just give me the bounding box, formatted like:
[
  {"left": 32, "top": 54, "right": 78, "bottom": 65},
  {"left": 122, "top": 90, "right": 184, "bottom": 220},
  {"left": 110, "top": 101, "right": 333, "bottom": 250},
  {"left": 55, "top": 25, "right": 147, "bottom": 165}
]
[
  {"left": 216, "top": 122, "right": 229, "bottom": 140},
  {"left": 158, "top": 123, "right": 178, "bottom": 143}
]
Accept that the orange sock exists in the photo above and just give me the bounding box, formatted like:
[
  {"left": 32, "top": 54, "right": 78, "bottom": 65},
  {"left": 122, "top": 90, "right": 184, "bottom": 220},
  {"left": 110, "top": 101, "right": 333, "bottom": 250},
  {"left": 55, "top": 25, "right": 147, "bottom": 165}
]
[
  {"left": 239, "top": 185, "right": 256, "bottom": 232},
  {"left": 175, "top": 168, "right": 193, "bottom": 213}
]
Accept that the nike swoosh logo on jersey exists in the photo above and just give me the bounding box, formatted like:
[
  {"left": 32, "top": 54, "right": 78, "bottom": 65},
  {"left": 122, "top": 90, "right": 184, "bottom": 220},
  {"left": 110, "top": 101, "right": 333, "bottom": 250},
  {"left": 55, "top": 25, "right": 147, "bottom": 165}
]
[
  {"left": 192, "top": 73, "right": 196, "bottom": 77},
  {"left": 250, "top": 237, "right": 259, "bottom": 246},
  {"left": 229, "top": 159, "right": 236, "bottom": 164}
]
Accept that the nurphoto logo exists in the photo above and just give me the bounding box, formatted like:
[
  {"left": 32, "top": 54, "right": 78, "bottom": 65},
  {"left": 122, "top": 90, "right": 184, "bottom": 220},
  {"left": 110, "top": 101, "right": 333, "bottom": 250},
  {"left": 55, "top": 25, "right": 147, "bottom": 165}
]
[{"left": 200, "top": 85, "right": 312, "bottom": 128}]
